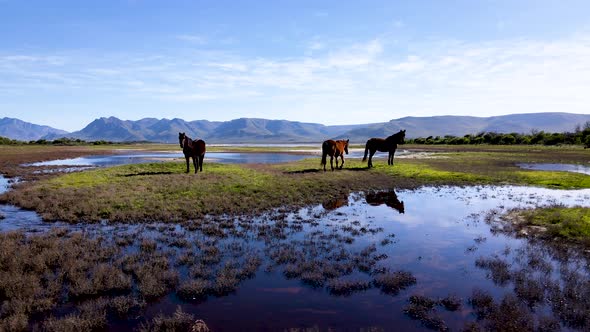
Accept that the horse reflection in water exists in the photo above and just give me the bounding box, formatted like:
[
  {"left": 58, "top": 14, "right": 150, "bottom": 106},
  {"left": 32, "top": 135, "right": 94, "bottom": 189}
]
[
  {"left": 365, "top": 190, "right": 405, "bottom": 214},
  {"left": 322, "top": 195, "right": 349, "bottom": 210}
]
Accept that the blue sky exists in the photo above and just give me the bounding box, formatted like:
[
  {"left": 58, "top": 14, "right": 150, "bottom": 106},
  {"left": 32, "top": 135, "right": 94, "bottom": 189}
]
[{"left": 1, "top": 0, "right": 589, "bottom": 131}]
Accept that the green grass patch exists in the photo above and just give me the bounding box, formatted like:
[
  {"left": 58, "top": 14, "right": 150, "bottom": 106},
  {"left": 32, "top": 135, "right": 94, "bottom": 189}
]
[
  {"left": 375, "top": 161, "right": 493, "bottom": 184},
  {"left": 510, "top": 170, "right": 590, "bottom": 189},
  {"left": 519, "top": 206, "right": 590, "bottom": 241}
]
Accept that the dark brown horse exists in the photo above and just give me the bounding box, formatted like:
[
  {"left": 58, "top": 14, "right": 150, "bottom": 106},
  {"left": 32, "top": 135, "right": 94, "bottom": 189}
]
[
  {"left": 321, "top": 139, "right": 349, "bottom": 171},
  {"left": 365, "top": 190, "right": 405, "bottom": 214},
  {"left": 362, "top": 130, "right": 406, "bottom": 168},
  {"left": 179, "top": 132, "right": 206, "bottom": 174}
]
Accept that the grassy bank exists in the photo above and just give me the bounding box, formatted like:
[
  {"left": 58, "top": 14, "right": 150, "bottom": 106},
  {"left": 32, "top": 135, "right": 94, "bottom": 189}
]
[
  {"left": 510, "top": 206, "right": 590, "bottom": 244},
  {"left": 0, "top": 144, "right": 588, "bottom": 222},
  {"left": 1, "top": 160, "right": 414, "bottom": 222}
]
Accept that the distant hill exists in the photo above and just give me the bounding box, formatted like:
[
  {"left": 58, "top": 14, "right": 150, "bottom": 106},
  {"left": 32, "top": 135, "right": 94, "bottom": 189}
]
[
  {"left": 52, "top": 117, "right": 224, "bottom": 143},
  {"left": 47, "top": 117, "right": 363, "bottom": 143},
  {"left": 3, "top": 112, "right": 589, "bottom": 143},
  {"left": 337, "top": 113, "right": 590, "bottom": 142},
  {"left": 0, "top": 117, "right": 69, "bottom": 141},
  {"left": 206, "top": 118, "right": 362, "bottom": 143}
]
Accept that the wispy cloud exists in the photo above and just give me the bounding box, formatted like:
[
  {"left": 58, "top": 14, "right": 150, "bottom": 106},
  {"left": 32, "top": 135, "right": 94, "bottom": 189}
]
[
  {"left": 2, "top": 33, "right": 590, "bottom": 125},
  {"left": 175, "top": 34, "right": 207, "bottom": 44}
]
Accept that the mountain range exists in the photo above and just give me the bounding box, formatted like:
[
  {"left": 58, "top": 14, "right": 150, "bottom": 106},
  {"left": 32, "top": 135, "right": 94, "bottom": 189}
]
[
  {"left": 2, "top": 112, "right": 589, "bottom": 143},
  {"left": 0, "top": 117, "right": 69, "bottom": 141}
]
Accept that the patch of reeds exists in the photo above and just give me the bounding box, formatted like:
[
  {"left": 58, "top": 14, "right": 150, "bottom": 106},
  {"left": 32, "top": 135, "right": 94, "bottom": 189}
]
[
  {"left": 326, "top": 278, "right": 372, "bottom": 296},
  {"left": 403, "top": 294, "right": 462, "bottom": 331},
  {"left": 469, "top": 290, "right": 535, "bottom": 331},
  {"left": 137, "top": 306, "right": 198, "bottom": 332},
  {"left": 373, "top": 270, "right": 417, "bottom": 295},
  {"left": 474, "top": 256, "right": 511, "bottom": 285},
  {"left": 177, "top": 279, "right": 211, "bottom": 301}
]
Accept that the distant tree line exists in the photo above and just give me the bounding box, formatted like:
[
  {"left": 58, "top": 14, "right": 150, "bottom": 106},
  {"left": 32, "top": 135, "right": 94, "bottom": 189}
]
[
  {"left": 0, "top": 137, "right": 114, "bottom": 146},
  {"left": 407, "top": 122, "right": 590, "bottom": 147}
]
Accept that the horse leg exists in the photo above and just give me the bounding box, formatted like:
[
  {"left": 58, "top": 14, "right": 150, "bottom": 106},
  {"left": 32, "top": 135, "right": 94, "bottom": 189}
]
[
  {"left": 388, "top": 152, "right": 392, "bottom": 165},
  {"left": 339, "top": 155, "right": 344, "bottom": 169},
  {"left": 185, "top": 156, "right": 190, "bottom": 173},
  {"left": 199, "top": 155, "right": 204, "bottom": 172},
  {"left": 193, "top": 156, "right": 198, "bottom": 174},
  {"left": 390, "top": 148, "right": 397, "bottom": 165},
  {"left": 330, "top": 155, "right": 334, "bottom": 171},
  {"left": 368, "top": 150, "right": 376, "bottom": 168}
]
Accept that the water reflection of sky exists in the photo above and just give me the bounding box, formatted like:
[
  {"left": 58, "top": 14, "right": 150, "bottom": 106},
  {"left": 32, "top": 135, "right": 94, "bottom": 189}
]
[
  {"left": 26, "top": 152, "right": 311, "bottom": 167},
  {"left": 0, "top": 176, "right": 9, "bottom": 193},
  {"left": 517, "top": 163, "right": 590, "bottom": 175},
  {"left": 25, "top": 150, "right": 415, "bottom": 168}
]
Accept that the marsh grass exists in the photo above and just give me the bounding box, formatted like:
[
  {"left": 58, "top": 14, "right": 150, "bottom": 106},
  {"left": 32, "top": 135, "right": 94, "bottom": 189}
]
[
  {"left": 471, "top": 243, "right": 590, "bottom": 330},
  {"left": 137, "top": 306, "right": 196, "bottom": 332},
  {"left": 475, "top": 256, "right": 511, "bottom": 286},
  {"left": 403, "top": 295, "right": 450, "bottom": 331},
  {"left": 0, "top": 222, "right": 263, "bottom": 330},
  {"left": 373, "top": 270, "right": 417, "bottom": 295},
  {"left": 326, "top": 278, "right": 372, "bottom": 296},
  {"left": 0, "top": 229, "right": 127, "bottom": 329},
  {"left": 519, "top": 206, "right": 590, "bottom": 241}
]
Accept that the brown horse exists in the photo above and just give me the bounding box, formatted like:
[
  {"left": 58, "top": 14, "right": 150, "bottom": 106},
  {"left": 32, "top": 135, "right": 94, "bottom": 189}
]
[
  {"left": 179, "top": 132, "right": 206, "bottom": 174},
  {"left": 365, "top": 190, "right": 405, "bottom": 214},
  {"left": 362, "top": 130, "right": 406, "bottom": 168},
  {"left": 321, "top": 139, "right": 349, "bottom": 171}
]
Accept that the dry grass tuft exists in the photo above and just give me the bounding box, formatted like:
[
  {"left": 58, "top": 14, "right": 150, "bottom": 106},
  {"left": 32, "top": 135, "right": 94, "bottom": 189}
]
[{"left": 138, "top": 306, "right": 196, "bottom": 332}]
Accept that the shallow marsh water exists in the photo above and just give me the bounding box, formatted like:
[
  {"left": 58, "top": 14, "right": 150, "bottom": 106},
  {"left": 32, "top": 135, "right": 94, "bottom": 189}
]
[
  {"left": 517, "top": 163, "right": 590, "bottom": 175},
  {"left": 25, "top": 149, "right": 414, "bottom": 168},
  {"left": 2, "top": 170, "right": 590, "bottom": 330}
]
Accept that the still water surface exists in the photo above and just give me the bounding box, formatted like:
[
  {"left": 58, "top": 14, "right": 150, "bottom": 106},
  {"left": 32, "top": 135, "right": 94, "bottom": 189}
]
[
  {"left": 25, "top": 149, "right": 413, "bottom": 168},
  {"left": 517, "top": 163, "right": 590, "bottom": 175}
]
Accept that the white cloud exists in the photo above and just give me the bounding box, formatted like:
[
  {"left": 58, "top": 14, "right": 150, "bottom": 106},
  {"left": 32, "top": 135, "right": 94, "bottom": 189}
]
[
  {"left": 175, "top": 34, "right": 207, "bottom": 44},
  {"left": 2, "top": 33, "right": 590, "bottom": 126},
  {"left": 393, "top": 20, "right": 405, "bottom": 28}
]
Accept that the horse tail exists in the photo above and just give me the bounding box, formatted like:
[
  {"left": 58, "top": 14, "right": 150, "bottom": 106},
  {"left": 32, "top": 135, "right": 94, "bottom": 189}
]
[
  {"left": 321, "top": 141, "right": 328, "bottom": 165},
  {"left": 362, "top": 140, "right": 369, "bottom": 162}
]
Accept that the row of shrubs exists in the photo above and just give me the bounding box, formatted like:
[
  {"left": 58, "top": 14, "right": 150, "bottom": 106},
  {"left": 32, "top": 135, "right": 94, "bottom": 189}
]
[
  {"left": 0, "top": 136, "right": 114, "bottom": 145},
  {"left": 407, "top": 126, "right": 590, "bottom": 146}
]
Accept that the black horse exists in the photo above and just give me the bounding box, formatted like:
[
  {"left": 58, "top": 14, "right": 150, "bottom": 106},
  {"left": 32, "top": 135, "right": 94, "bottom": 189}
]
[
  {"left": 362, "top": 129, "right": 406, "bottom": 168},
  {"left": 179, "top": 132, "right": 206, "bottom": 174}
]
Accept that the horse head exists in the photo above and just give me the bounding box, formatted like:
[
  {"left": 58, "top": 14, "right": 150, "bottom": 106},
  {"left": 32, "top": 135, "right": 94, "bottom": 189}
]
[
  {"left": 344, "top": 139, "right": 349, "bottom": 154},
  {"left": 178, "top": 132, "right": 186, "bottom": 149},
  {"left": 398, "top": 130, "right": 406, "bottom": 144},
  {"left": 391, "top": 200, "right": 405, "bottom": 214}
]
